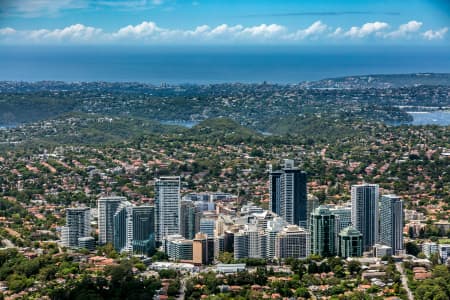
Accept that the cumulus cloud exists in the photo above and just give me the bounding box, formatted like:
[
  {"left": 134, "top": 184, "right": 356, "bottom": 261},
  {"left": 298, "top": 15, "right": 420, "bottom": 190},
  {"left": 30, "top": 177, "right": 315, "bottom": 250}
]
[
  {"left": 0, "top": 20, "right": 447, "bottom": 44},
  {"left": 288, "top": 21, "right": 328, "bottom": 40},
  {"left": 422, "top": 27, "right": 448, "bottom": 40},
  {"left": 344, "top": 21, "right": 389, "bottom": 38},
  {"left": 385, "top": 20, "right": 422, "bottom": 38}
]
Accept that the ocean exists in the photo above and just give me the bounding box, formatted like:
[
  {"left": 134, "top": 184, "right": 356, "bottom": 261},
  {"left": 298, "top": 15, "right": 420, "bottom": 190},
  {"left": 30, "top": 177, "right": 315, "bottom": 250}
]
[{"left": 0, "top": 45, "right": 449, "bottom": 84}]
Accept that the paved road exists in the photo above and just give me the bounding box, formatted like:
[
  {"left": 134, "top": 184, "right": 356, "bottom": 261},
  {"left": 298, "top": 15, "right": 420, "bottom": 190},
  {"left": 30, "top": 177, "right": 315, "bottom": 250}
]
[{"left": 396, "top": 262, "right": 414, "bottom": 300}]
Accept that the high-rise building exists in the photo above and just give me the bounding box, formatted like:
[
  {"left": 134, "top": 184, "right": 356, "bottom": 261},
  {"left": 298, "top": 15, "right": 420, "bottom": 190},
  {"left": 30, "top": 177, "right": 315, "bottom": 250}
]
[
  {"left": 351, "top": 184, "right": 379, "bottom": 250},
  {"left": 379, "top": 194, "right": 404, "bottom": 255},
  {"left": 193, "top": 233, "right": 210, "bottom": 265},
  {"left": 113, "top": 203, "right": 156, "bottom": 255},
  {"left": 270, "top": 159, "right": 307, "bottom": 226},
  {"left": 199, "top": 217, "right": 216, "bottom": 238},
  {"left": 131, "top": 205, "right": 155, "bottom": 255},
  {"left": 155, "top": 176, "right": 181, "bottom": 242},
  {"left": 180, "top": 200, "right": 200, "bottom": 240},
  {"left": 113, "top": 201, "right": 133, "bottom": 253},
  {"left": 269, "top": 169, "right": 283, "bottom": 215},
  {"left": 98, "top": 196, "right": 125, "bottom": 245},
  {"left": 338, "top": 226, "right": 363, "bottom": 258},
  {"left": 329, "top": 204, "right": 352, "bottom": 232},
  {"left": 275, "top": 225, "right": 310, "bottom": 259},
  {"left": 310, "top": 206, "right": 338, "bottom": 257},
  {"left": 61, "top": 207, "right": 91, "bottom": 248},
  {"left": 307, "top": 194, "right": 319, "bottom": 227}
]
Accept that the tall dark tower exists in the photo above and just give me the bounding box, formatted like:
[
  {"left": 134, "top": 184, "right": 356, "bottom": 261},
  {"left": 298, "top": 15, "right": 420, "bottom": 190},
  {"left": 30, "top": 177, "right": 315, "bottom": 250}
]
[{"left": 269, "top": 159, "right": 308, "bottom": 227}]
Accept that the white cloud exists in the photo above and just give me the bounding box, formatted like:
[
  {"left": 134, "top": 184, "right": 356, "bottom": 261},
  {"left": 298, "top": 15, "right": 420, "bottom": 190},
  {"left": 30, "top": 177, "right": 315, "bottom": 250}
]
[
  {"left": 385, "top": 20, "right": 422, "bottom": 38},
  {"left": 0, "top": 27, "right": 16, "bottom": 35},
  {"left": 0, "top": 20, "right": 447, "bottom": 44},
  {"left": 344, "top": 21, "right": 389, "bottom": 38},
  {"left": 422, "top": 27, "right": 448, "bottom": 40},
  {"left": 1, "top": 0, "right": 86, "bottom": 17},
  {"left": 288, "top": 21, "right": 328, "bottom": 40}
]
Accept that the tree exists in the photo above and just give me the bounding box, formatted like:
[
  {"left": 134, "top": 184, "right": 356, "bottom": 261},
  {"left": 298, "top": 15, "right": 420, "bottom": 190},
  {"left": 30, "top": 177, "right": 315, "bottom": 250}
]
[
  {"left": 405, "top": 241, "right": 421, "bottom": 256},
  {"left": 347, "top": 260, "right": 361, "bottom": 275}
]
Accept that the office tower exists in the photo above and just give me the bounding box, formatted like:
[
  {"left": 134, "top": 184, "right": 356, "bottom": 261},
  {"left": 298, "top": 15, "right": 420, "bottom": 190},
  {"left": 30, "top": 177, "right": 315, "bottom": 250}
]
[
  {"left": 265, "top": 217, "right": 286, "bottom": 260},
  {"left": 113, "top": 201, "right": 133, "bottom": 253},
  {"left": 234, "top": 231, "right": 249, "bottom": 260},
  {"left": 165, "top": 235, "right": 193, "bottom": 261},
  {"left": 113, "top": 203, "right": 156, "bottom": 255},
  {"left": 269, "top": 169, "right": 283, "bottom": 215},
  {"left": 379, "top": 194, "right": 404, "bottom": 255},
  {"left": 193, "top": 233, "right": 210, "bottom": 265},
  {"left": 180, "top": 200, "right": 200, "bottom": 240},
  {"left": 338, "top": 226, "right": 363, "bottom": 258},
  {"left": 270, "top": 159, "right": 308, "bottom": 226},
  {"left": 132, "top": 205, "right": 156, "bottom": 255},
  {"left": 306, "top": 194, "right": 319, "bottom": 227},
  {"left": 330, "top": 204, "right": 352, "bottom": 232},
  {"left": 310, "top": 206, "right": 338, "bottom": 257},
  {"left": 351, "top": 184, "right": 379, "bottom": 250},
  {"left": 275, "top": 225, "right": 310, "bottom": 259},
  {"left": 281, "top": 159, "right": 308, "bottom": 227},
  {"left": 199, "top": 218, "right": 216, "bottom": 238},
  {"left": 155, "top": 176, "right": 181, "bottom": 242},
  {"left": 61, "top": 207, "right": 91, "bottom": 248},
  {"left": 98, "top": 196, "right": 125, "bottom": 245}
]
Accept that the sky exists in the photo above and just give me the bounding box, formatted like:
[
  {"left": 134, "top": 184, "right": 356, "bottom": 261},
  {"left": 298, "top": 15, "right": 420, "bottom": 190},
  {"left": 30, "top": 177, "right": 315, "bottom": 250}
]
[{"left": 0, "top": 0, "right": 449, "bottom": 45}]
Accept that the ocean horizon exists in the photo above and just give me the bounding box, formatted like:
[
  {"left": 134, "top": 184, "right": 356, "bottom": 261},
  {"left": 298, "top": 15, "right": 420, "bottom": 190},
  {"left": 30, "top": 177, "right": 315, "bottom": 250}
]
[{"left": 1, "top": 45, "right": 449, "bottom": 84}]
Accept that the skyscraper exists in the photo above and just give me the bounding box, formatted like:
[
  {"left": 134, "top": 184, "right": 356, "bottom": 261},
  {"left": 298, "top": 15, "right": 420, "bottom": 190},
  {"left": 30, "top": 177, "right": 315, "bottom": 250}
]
[
  {"left": 338, "top": 226, "right": 363, "bottom": 258},
  {"left": 132, "top": 205, "right": 156, "bottom": 255},
  {"left": 199, "top": 217, "right": 215, "bottom": 238},
  {"left": 61, "top": 207, "right": 91, "bottom": 248},
  {"left": 379, "top": 194, "right": 404, "bottom": 255},
  {"left": 180, "top": 200, "right": 200, "bottom": 240},
  {"left": 155, "top": 176, "right": 181, "bottom": 242},
  {"left": 113, "top": 203, "right": 156, "bottom": 255},
  {"left": 269, "top": 169, "right": 283, "bottom": 215},
  {"left": 270, "top": 159, "right": 307, "bottom": 226},
  {"left": 310, "top": 206, "right": 337, "bottom": 257},
  {"left": 351, "top": 184, "right": 379, "bottom": 251},
  {"left": 98, "top": 196, "right": 125, "bottom": 245},
  {"left": 330, "top": 204, "right": 352, "bottom": 232}
]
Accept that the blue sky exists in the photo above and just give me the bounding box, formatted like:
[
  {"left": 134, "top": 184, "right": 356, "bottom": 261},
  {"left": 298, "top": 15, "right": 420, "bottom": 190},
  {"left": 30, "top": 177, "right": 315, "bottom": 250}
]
[{"left": 0, "top": 0, "right": 449, "bottom": 45}]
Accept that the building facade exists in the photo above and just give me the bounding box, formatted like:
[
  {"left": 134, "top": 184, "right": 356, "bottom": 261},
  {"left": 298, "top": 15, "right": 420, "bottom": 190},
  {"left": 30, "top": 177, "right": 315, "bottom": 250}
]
[
  {"left": 98, "top": 196, "right": 125, "bottom": 245},
  {"left": 155, "top": 176, "right": 181, "bottom": 242},
  {"left": 351, "top": 184, "right": 379, "bottom": 251},
  {"left": 338, "top": 226, "right": 363, "bottom": 258},
  {"left": 379, "top": 194, "right": 404, "bottom": 255},
  {"left": 62, "top": 207, "right": 91, "bottom": 248},
  {"left": 310, "top": 206, "right": 338, "bottom": 257},
  {"left": 275, "top": 225, "right": 310, "bottom": 260}
]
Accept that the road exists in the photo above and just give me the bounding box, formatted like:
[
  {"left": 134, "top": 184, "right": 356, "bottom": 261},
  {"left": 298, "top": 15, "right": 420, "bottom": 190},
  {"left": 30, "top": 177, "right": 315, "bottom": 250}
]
[{"left": 396, "top": 262, "right": 414, "bottom": 300}]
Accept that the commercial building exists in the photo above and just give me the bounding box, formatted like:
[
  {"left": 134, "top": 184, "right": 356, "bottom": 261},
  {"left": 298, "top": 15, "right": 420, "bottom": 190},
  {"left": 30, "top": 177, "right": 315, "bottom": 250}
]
[
  {"left": 338, "top": 226, "right": 363, "bottom": 258},
  {"left": 113, "top": 203, "right": 155, "bottom": 255},
  {"left": 422, "top": 242, "right": 438, "bottom": 258},
  {"left": 155, "top": 176, "right": 181, "bottom": 242},
  {"left": 180, "top": 200, "right": 200, "bottom": 240},
  {"left": 379, "top": 194, "right": 404, "bottom": 255},
  {"left": 373, "top": 244, "right": 393, "bottom": 258},
  {"left": 165, "top": 235, "right": 193, "bottom": 261},
  {"left": 98, "top": 196, "right": 125, "bottom": 245},
  {"left": 270, "top": 159, "right": 308, "bottom": 227},
  {"left": 61, "top": 207, "right": 91, "bottom": 248},
  {"left": 329, "top": 204, "right": 352, "bottom": 232},
  {"left": 275, "top": 225, "right": 310, "bottom": 260},
  {"left": 310, "top": 206, "right": 338, "bottom": 257},
  {"left": 351, "top": 184, "right": 379, "bottom": 250}
]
